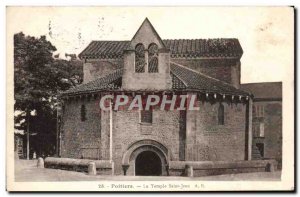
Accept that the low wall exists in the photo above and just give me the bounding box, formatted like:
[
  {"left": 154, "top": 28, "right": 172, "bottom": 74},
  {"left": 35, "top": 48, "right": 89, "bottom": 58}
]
[
  {"left": 44, "top": 157, "right": 113, "bottom": 175},
  {"left": 168, "top": 160, "right": 278, "bottom": 177},
  {"left": 44, "top": 157, "right": 277, "bottom": 177}
]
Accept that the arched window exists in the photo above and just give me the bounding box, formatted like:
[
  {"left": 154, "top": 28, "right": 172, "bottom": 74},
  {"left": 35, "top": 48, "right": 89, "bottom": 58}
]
[
  {"left": 81, "top": 104, "right": 86, "bottom": 122},
  {"left": 148, "top": 43, "right": 158, "bottom": 73},
  {"left": 218, "top": 103, "right": 224, "bottom": 125},
  {"left": 135, "top": 43, "right": 145, "bottom": 73}
]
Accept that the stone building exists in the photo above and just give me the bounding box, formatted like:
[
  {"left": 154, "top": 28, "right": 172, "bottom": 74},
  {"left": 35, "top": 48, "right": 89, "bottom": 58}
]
[
  {"left": 57, "top": 18, "right": 278, "bottom": 176},
  {"left": 241, "top": 82, "right": 282, "bottom": 169}
]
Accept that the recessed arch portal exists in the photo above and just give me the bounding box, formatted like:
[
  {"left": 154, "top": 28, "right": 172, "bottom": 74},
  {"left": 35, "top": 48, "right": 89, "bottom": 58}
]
[
  {"left": 135, "top": 150, "right": 162, "bottom": 176},
  {"left": 122, "top": 140, "right": 170, "bottom": 176}
]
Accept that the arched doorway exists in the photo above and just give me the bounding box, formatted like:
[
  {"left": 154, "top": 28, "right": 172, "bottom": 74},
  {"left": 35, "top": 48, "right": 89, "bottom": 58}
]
[
  {"left": 122, "top": 140, "right": 171, "bottom": 176},
  {"left": 135, "top": 151, "right": 162, "bottom": 176}
]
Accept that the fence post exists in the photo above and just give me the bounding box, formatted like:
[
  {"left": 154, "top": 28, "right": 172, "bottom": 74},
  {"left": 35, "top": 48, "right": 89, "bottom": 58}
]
[
  {"left": 88, "top": 162, "right": 97, "bottom": 175},
  {"left": 185, "top": 164, "right": 193, "bottom": 177},
  {"left": 37, "top": 157, "right": 44, "bottom": 168}
]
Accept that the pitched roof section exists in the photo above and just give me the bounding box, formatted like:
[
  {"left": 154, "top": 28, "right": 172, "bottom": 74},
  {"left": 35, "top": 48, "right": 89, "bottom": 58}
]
[
  {"left": 171, "top": 73, "right": 187, "bottom": 90},
  {"left": 62, "top": 63, "right": 249, "bottom": 97},
  {"left": 241, "top": 82, "right": 282, "bottom": 100},
  {"left": 62, "top": 69, "right": 123, "bottom": 95},
  {"left": 165, "top": 39, "right": 242, "bottom": 58},
  {"left": 130, "top": 18, "right": 166, "bottom": 49},
  {"left": 79, "top": 39, "right": 243, "bottom": 59},
  {"left": 79, "top": 41, "right": 130, "bottom": 59},
  {"left": 170, "top": 62, "right": 249, "bottom": 96}
]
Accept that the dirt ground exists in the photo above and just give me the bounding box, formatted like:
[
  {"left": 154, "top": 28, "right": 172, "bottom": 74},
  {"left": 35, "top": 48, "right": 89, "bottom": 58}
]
[{"left": 14, "top": 159, "right": 281, "bottom": 182}]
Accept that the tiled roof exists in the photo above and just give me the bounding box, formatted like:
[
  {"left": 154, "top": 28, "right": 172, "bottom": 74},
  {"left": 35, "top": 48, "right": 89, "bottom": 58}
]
[
  {"left": 165, "top": 39, "right": 242, "bottom": 58},
  {"left": 62, "top": 69, "right": 123, "bottom": 95},
  {"left": 79, "top": 41, "right": 130, "bottom": 59},
  {"left": 62, "top": 63, "right": 249, "bottom": 97},
  {"left": 170, "top": 62, "right": 249, "bottom": 96},
  {"left": 171, "top": 73, "right": 187, "bottom": 89},
  {"left": 79, "top": 39, "right": 243, "bottom": 59},
  {"left": 241, "top": 82, "right": 282, "bottom": 100}
]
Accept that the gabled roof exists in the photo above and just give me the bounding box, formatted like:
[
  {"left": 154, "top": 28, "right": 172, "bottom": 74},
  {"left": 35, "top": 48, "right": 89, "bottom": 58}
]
[
  {"left": 130, "top": 18, "right": 166, "bottom": 49},
  {"left": 62, "top": 62, "right": 249, "bottom": 97},
  {"left": 241, "top": 82, "right": 282, "bottom": 100},
  {"left": 79, "top": 39, "right": 243, "bottom": 59}
]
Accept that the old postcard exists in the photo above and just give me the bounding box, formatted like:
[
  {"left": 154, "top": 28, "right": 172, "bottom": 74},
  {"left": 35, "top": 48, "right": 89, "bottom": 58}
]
[{"left": 6, "top": 6, "right": 294, "bottom": 191}]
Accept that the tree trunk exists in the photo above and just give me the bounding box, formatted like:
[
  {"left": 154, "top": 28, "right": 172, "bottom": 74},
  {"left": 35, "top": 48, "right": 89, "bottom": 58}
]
[
  {"left": 56, "top": 109, "right": 60, "bottom": 157},
  {"left": 26, "top": 110, "right": 30, "bottom": 160}
]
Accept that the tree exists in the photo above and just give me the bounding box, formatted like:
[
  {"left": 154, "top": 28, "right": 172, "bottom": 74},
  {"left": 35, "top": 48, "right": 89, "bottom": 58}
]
[{"left": 14, "top": 32, "right": 83, "bottom": 158}]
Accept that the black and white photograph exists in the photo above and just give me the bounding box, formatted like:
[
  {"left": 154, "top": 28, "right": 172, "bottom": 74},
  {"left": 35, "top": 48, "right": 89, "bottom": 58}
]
[{"left": 6, "top": 6, "right": 294, "bottom": 191}]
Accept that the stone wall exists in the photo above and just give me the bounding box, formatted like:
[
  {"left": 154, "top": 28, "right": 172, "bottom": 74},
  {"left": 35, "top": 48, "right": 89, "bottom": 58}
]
[
  {"left": 111, "top": 107, "right": 182, "bottom": 175},
  {"left": 60, "top": 96, "right": 182, "bottom": 175},
  {"left": 252, "top": 101, "right": 282, "bottom": 165},
  {"left": 171, "top": 58, "right": 241, "bottom": 88},
  {"left": 83, "top": 59, "right": 123, "bottom": 83},
  {"left": 168, "top": 159, "right": 277, "bottom": 177},
  {"left": 121, "top": 50, "right": 172, "bottom": 91},
  {"left": 60, "top": 98, "right": 102, "bottom": 159},
  {"left": 61, "top": 95, "right": 248, "bottom": 175},
  {"left": 185, "top": 101, "right": 247, "bottom": 161}
]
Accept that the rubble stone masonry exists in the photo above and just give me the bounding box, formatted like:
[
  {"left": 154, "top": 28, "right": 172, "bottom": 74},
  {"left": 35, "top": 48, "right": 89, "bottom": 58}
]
[{"left": 61, "top": 96, "right": 247, "bottom": 175}]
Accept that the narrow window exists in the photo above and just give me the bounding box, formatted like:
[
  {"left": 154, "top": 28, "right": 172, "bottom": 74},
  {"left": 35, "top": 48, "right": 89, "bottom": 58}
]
[
  {"left": 135, "top": 43, "right": 145, "bottom": 73},
  {"left": 148, "top": 43, "right": 158, "bottom": 73},
  {"left": 140, "top": 110, "right": 152, "bottom": 124},
  {"left": 259, "top": 122, "right": 265, "bottom": 137},
  {"left": 81, "top": 104, "right": 86, "bottom": 121},
  {"left": 260, "top": 106, "right": 265, "bottom": 117},
  {"left": 254, "top": 105, "right": 264, "bottom": 118},
  {"left": 253, "top": 124, "right": 259, "bottom": 137},
  {"left": 218, "top": 103, "right": 224, "bottom": 125},
  {"left": 252, "top": 106, "right": 256, "bottom": 118}
]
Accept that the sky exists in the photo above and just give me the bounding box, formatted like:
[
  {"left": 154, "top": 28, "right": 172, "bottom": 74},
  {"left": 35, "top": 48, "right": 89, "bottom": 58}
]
[{"left": 7, "top": 7, "right": 294, "bottom": 83}]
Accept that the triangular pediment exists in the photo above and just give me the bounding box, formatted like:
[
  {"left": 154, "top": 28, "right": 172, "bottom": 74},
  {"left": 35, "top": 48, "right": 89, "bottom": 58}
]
[{"left": 129, "top": 18, "right": 166, "bottom": 50}]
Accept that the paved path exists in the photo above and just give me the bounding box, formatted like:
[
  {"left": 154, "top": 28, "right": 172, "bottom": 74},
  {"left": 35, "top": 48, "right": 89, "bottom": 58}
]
[{"left": 15, "top": 159, "right": 281, "bottom": 182}]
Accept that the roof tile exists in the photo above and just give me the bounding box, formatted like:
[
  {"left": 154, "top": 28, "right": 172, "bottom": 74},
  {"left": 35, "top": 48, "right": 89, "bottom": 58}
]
[
  {"left": 62, "top": 69, "right": 123, "bottom": 95},
  {"left": 62, "top": 62, "right": 249, "bottom": 97},
  {"left": 170, "top": 62, "right": 249, "bottom": 96},
  {"left": 79, "top": 39, "right": 243, "bottom": 59}
]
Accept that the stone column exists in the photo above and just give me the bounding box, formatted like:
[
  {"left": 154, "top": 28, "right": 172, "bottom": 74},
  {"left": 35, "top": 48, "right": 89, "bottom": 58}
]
[
  {"left": 83, "top": 62, "right": 93, "bottom": 84},
  {"left": 100, "top": 99, "right": 111, "bottom": 160},
  {"left": 185, "top": 94, "right": 197, "bottom": 161},
  {"left": 231, "top": 60, "right": 241, "bottom": 89},
  {"left": 88, "top": 162, "right": 97, "bottom": 175},
  {"left": 247, "top": 98, "right": 253, "bottom": 160},
  {"left": 145, "top": 50, "right": 149, "bottom": 73},
  {"left": 109, "top": 100, "right": 113, "bottom": 162},
  {"left": 185, "top": 165, "right": 194, "bottom": 177},
  {"left": 179, "top": 110, "right": 186, "bottom": 161},
  {"left": 122, "top": 165, "right": 129, "bottom": 175},
  {"left": 122, "top": 50, "right": 135, "bottom": 90}
]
